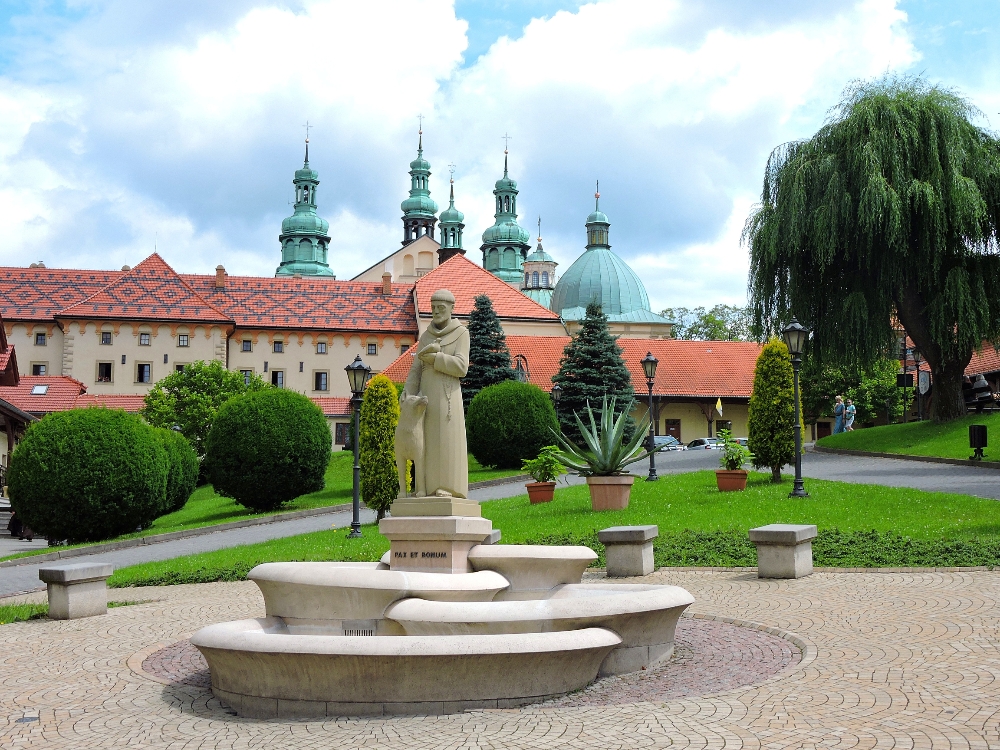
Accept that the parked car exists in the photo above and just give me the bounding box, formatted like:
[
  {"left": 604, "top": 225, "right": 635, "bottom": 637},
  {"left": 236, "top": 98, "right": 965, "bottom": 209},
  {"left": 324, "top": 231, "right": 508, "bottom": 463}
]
[
  {"left": 653, "top": 435, "right": 684, "bottom": 450},
  {"left": 736, "top": 437, "right": 749, "bottom": 447},
  {"left": 687, "top": 437, "right": 721, "bottom": 450}
]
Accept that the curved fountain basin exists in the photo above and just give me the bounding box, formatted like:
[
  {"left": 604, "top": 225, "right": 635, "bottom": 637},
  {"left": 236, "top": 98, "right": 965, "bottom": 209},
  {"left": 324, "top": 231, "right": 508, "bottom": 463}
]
[
  {"left": 249, "top": 562, "right": 510, "bottom": 622},
  {"left": 385, "top": 583, "right": 694, "bottom": 675},
  {"left": 467, "top": 544, "right": 598, "bottom": 599},
  {"left": 191, "top": 617, "right": 620, "bottom": 718}
]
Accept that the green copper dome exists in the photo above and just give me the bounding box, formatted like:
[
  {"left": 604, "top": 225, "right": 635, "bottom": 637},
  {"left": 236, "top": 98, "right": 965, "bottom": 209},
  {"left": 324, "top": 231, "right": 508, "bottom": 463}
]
[
  {"left": 276, "top": 141, "right": 334, "bottom": 277},
  {"left": 401, "top": 131, "right": 438, "bottom": 245},
  {"left": 550, "top": 197, "right": 651, "bottom": 317},
  {"left": 481, "top": 152, "right": 532, "bottom": 284}
]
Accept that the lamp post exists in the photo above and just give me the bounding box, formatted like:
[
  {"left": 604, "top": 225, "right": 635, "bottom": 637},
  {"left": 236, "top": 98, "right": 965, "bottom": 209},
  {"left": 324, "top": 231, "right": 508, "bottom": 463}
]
[
  {"left": 550, "top": 383, "right": 562, "bottom": 404},
  {"left": 781, "top": 319, "right": 809, "bottom": 498},
  {"left": 641, "top": 352, "right": 659, "bottom": 482},
  {"left": 344, "top": 354, "right": 372, "bottom": 537}
]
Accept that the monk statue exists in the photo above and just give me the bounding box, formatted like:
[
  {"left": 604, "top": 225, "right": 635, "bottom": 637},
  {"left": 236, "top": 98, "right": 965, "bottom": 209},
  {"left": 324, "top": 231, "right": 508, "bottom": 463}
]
[{"left": 401, "top": 289, "right": 470, "bottom": 499}]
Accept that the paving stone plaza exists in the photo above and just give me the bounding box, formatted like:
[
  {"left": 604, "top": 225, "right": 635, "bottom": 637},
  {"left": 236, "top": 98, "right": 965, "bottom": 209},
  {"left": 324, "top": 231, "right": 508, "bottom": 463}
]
[{"left": 3, "top": 566, "right": 999, "bottom": 748}]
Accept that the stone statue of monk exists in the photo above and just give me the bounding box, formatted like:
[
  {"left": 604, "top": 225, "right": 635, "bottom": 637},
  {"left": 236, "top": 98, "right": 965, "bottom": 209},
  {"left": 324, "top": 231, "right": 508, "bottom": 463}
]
[{"left": 402, "top": 289, "right": 470, "bottom": 499}]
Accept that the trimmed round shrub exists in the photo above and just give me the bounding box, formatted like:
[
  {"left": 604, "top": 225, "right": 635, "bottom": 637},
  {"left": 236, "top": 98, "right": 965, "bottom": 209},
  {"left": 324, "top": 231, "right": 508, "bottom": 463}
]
[
  {"left": 205, "top": 389, "right": 332, "bottom": 511},
  {"left": 7, "top": 408, "right": 168, "bottom": 543},
  {"left": 155, "top": 427, "right": 199, "bottom": 513},
  {"left": 467, "top": 381, "right": 559, "bottom": 469}
]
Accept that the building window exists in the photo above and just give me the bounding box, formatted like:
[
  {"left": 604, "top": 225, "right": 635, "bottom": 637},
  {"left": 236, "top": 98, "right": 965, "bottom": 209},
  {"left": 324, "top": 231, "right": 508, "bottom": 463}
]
[
  {"left": 177, "top": 334, "right": 189, "bottom": 347},
  {"left": 273, "top": 340, "right": 284, "bottom": 353},
  {"left": 175, "top": 364, "right": 185, "bottom": 373},
  {"left": 97, "top": 362, "right": 112, "bottom": 382},
  {"left": 299, "top": 361, "right": 304, "bottom": 373},
  {"left": 139, "top": 333, "right": 151, "bottom": 346},
  {"left": 31, "top": 384, "right": 48, "bottom": 395},
  {"left": 241, "top": 339, "right": 252, "bottom": 352},
  {"left": 31, "top": 363, "right": 46, "bottom": 376},
  {"left": 314, "top": 371, "right": 328, "bottom": 391},
  {"left": 271, "top": 370, "right": 284, "bottom": 387},
  {"left": 240, "top": 369, "right": 253, "bottom": 385},
  {"left": 541, "top": 271, "right": 549, "bottom": 287},
  {"left": 524, "top": 272, "right": 530, "bottom": 287},
  {"left": 101, "top": 331, "right": 112, "bottom": 345},
  {"left": 335, "top": 423, "right": 349, "bottom": 445},
  {"left": 34, "top": 332, "right": 46, "bottom": 346},
  {"left": 717, "top": 420, "right": 732, "bottom": 433},
  {"left": 367, "top": 343, "right": 377, "bottom": 356},
  {"left": 136, "top": 363, "right": 151, "bottom": 383},
  {"left": 401, "top": 343, "right": 411, "bottom": 354},
  {"left": 316, "top": 342, "right": 327, "bottom": 354}
]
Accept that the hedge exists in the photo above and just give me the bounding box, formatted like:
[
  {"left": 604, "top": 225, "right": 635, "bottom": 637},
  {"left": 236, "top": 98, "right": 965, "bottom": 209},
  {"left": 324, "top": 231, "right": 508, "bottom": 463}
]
[
  {"left": 467, "top": 380, "right": 559, "bottom": 469},
  {"left": 154, "top": 427, "right": 199, "bottom": 513}
]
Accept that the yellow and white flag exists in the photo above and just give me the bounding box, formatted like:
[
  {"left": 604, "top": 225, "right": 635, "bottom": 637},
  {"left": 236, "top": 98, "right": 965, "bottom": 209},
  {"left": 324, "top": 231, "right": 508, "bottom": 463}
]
[{"left": 715, "top": 398, "right": 723, "bottom": 416}]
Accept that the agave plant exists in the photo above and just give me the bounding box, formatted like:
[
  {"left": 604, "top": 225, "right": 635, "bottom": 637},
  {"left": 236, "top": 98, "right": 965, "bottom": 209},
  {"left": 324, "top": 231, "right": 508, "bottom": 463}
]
[{"left": 550, "top": 396, "right": 655, "bottom": 476}]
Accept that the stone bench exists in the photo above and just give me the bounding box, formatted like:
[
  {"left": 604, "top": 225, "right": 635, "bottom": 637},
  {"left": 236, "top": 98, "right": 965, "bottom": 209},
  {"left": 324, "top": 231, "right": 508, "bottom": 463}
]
[
  {"left": 597, "top": 525, "right": 658, "bottom": 577},
  {"left": 38, "top": 563, "right": 114, "bottom": 619},
  {"left": 748, "top": 524, "right": 817, "bottom": 579}
]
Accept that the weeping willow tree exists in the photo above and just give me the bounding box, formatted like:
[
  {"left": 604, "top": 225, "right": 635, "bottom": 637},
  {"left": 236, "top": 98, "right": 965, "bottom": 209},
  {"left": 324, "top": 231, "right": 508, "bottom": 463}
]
[{"left": 745, "top": 76, "right": 1000, "bottom": 422}]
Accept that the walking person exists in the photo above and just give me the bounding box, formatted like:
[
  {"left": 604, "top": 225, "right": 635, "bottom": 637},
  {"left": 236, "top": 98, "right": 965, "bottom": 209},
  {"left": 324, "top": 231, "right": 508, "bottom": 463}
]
[
  {"left": 833, "top": 395, "right": 845, "bottom": 434},
  {"left": 845, "top": 398, "right": 856, "bottom": 431}
]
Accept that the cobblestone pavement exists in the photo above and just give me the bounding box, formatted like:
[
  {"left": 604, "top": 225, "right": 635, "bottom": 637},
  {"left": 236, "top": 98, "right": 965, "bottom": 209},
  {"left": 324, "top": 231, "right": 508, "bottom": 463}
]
[{"left": 4, "top": 568, "right": 1000, "bottom": 748}]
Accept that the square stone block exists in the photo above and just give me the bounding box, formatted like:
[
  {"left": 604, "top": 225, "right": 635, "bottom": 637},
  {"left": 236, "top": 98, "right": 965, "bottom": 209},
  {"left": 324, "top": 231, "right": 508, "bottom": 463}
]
[
  {"left": 38, "top": 563, "right": 113, "bottom": 620},
  {"left": 598, "top": 525, "right": 658, "bottom": 577},
  {"left": 380, "top": 516, "right": 494, "bottom": 573},
  {"left": 749, "top": 524, "right": 817, "bottom": 579}
]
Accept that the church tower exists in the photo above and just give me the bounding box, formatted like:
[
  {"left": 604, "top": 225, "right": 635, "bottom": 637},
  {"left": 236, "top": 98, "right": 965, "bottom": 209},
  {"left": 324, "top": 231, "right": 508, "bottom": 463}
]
[
  {"left": 437, "top": 166, "right": 465, "bottom": 263},
  {"left": 275, "top": 137, "right": 335, "bottom": 277},
  {"left": 400, "top": 128, "right": 438, "bottom": 246},
  {"left": 521, "top": 217, "right": 558, "bottom": 308},
  {"left": 481, "top": 147, "right": 531, "bottom": 285}
]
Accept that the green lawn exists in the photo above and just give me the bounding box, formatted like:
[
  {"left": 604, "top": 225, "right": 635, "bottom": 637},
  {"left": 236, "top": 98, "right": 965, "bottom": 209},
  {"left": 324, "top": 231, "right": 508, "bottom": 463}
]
[
  {"left": 1, "top": 453, "right": 523, "bottom": 563},
  {"left": 0, "top": 600, "right": 137, "bottom": 625},
  {"left": 108, "top": 470, "right": 1000, "bottom": 586},
  {"left": 816, "top": 412, "right": 1000, "bottom": 461}
]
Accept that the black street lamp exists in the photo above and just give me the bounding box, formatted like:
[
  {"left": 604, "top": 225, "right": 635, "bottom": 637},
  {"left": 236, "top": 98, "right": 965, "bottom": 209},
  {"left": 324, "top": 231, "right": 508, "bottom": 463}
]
[
  {"left": 550, "top": 383, "right": 562, "bottom": 404},
  {"left": 781, "top": 319, "right": 809, "bottom": 498},
  {"left": 345, "top": 354, "right": 372, "bottom": 537},
  {"left": 641, "top": 352, "right": 659, "bottom": 482}
]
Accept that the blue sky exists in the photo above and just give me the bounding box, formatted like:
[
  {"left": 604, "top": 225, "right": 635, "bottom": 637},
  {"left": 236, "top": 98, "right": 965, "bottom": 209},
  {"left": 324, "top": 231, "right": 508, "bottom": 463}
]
[{"left": 0, "top": 0, "right": 996, "bottom": 311}]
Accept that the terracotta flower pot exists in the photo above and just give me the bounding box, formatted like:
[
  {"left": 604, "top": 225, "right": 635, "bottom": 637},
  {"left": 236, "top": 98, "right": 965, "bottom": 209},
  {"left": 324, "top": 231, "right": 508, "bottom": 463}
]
[
  {"left": 715, "top": 469, "right": 748, "bottom": 492},
  {"left": 526, "top": 481, "right": 556, "bottom": 504},
  {"left": 586, "top": 474, "right": 636, "bottom": 511}
]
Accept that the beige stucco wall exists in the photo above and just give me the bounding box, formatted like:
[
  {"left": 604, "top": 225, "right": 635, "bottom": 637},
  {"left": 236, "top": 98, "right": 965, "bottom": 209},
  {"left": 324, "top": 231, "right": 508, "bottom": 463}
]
[
  {"left": 6, "top": 322, "right": 65, "bottom": 377},
  {"left": 565, "top": 319, "right": 674, "bottom": 339},
  {"left": 417, "top": 316, "right": 567, "bottom": 337},
  {"left": 632, "top": 401, "right": 750, "bottom": 443},
  {"left": 227, "top": 331, "right": 415, "bottom": 399},
  {"left": 59, "top": 321, "right": 228, "bottom": 394},
  {"left": 353, "top": 235, "right": 440, "bottom": 283}
]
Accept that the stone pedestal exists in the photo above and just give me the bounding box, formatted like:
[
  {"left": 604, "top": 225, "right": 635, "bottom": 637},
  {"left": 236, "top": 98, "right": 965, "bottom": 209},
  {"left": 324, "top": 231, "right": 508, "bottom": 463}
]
[
  {"left": 598, "top": 526, "right": 658, "bottom": 577},
  {"left": 38, "top": 562, "right": 114, "bottom": 619},
  {"left": 380, "top": 516, "right": 494, "bottom": 573},
  {"left": 390, "top": 496, "right": 481, "bottom": 518},
  {"left": 749, "top": 524, "right": 817, "bottom": 579}
]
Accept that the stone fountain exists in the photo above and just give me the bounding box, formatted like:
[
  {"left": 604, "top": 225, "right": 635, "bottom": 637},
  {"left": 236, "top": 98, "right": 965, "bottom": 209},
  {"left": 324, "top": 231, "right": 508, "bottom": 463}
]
[{"left": 191, "top": 290, "right": 694, "bottom": 718}]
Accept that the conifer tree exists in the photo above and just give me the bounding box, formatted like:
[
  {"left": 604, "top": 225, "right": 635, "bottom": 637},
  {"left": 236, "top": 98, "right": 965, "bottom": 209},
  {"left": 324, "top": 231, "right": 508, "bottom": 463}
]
[
  {"left": 463, "top": 294, "right": 513, "bottom": 409},
  {"left": 359, "top": 374, "right": 400, "bottom": 520},
  {"left": 552, "top": 302, "right": 635, "bottom": 443},
  {"left": 747, "top": 339, "right": 795, "bottom": 482}
]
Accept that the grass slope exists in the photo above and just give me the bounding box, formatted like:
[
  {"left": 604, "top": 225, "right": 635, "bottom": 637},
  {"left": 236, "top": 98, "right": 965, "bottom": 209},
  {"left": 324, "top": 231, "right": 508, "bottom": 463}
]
[
  {"left": 109, "top": 471, "right": 1000, "bottom": 586},
  {"left": 816, "top": 412, "right": 1000, "bottom": 461},
  {"left": 2, "top": 453, "right": 521, "bottom": 562}
]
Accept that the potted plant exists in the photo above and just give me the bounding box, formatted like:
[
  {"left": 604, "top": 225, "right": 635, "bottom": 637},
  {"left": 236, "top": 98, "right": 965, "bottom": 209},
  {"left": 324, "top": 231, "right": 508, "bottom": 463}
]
[
  {"left": 551, "top": 396, "right": 655, "bottom": 511},
  {"left": 716, "top": 429, "right": 752, "bottom": 491},
  {"left": 520, "top": 445, "right": 566, "bottom": 503}
]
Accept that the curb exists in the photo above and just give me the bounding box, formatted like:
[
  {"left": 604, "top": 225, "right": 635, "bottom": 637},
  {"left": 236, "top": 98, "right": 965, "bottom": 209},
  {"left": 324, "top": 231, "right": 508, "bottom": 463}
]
[
  {"left": 811, "top": 445, "right": 1000, "bottom": 469},
  {"left": 0, "top": 502, "right": 352, "bottom": 569},
  {"left": 0, "top": 473, "right": 530, "bottom": 569}
]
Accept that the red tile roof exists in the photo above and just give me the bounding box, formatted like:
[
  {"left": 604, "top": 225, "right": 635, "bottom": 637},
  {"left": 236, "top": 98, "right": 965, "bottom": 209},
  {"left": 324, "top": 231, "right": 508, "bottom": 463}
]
[
  {"left": 967, "top": 345, "right": 1000, "bottom": 377},
  {"left": 60, "top": 254, "right": 231, "bottom": 324},
  {"left": 0, "top": 267, "right": 123, "bottom": 320},
  {"left": 73, "top": 394, "right": 147, "bottom": 412},
  {"left": 311, "top": 397, "right": 352, "bottom": 416},
  {"left": 0, "top": 344, "right": 16, "bottom": 385},
  {"left": 382, "top": 335, "right": 762, "bottom": 399},
  {"left": 0, "top": 376, "right": 87, "bottom": 414},
  {"left": 414, "top": 255, "right": 560, "bottom": 321},
  {"left": 184, "top": 274, "right": 417, "bottom": 332}
]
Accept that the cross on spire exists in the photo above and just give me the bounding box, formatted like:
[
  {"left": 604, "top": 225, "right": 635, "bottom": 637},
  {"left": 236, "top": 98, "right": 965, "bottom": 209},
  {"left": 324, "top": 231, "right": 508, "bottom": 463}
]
[
  {"left": 448, "top": 162, "right": 456, "bottom": 183},
  {"left": 595, "top": 179, "right": 600, "bottom": 209},
  {"left": 537, "top": 216, "right": 542, "bottom": 243},
  {"left": 501, "top": 132, "right": 512, "bottom": 153},
  {"left": 302, "top": 120, "right": 311, "bottom": 164},
  {"left": 417, "top": 113, "right": 424, "bottom": 134}
]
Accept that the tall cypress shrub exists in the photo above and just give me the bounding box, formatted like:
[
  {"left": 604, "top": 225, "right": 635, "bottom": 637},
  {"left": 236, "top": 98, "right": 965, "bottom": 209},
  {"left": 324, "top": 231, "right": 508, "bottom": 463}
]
[
  {"left": 360, "top": 374, "right": 400, "bottom": 520},
  {"left": 747, "top": 339, "right": 795, "bottom": 482},
  {"left": 552, "top": 302, "right": 635, "bottom": 443},
  {"left": 463, "top": 294, "right": 513, "bottom": 409}
]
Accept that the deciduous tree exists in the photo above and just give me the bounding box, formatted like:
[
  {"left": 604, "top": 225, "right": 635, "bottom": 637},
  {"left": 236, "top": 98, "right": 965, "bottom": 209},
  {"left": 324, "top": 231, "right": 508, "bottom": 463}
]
[{"left": 745, "top": 76, "right": 1000, "bottom": 422}]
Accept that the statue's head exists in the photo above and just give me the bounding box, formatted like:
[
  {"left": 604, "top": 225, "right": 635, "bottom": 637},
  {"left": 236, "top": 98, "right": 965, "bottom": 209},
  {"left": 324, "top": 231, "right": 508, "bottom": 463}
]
[{"left": 430, "top": 289, "right": 456, "bottom": 328}]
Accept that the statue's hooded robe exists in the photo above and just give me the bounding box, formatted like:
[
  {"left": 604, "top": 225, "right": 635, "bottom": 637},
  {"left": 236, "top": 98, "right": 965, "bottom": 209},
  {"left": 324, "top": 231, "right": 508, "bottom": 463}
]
[{"left": 403, "top": 318, "right": 470, "bottom": 498}]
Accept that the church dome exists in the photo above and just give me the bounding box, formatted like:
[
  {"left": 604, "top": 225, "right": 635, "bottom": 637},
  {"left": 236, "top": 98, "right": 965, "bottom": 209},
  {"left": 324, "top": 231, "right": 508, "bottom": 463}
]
[
  {"left": 550, "top": 247, "right": 649, "bottom": 317},
  {"left": 482, "top": 219, "right": 530, "bottom": 245},
  {"left": 400, "top": 193, "right": 438, "bottom": 216},
  {"left": 439, "top": 201, "right": 464, "bottom": 224},
  {"left": 281, "top": 210, "right": 329, "bottom": 236}
]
